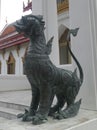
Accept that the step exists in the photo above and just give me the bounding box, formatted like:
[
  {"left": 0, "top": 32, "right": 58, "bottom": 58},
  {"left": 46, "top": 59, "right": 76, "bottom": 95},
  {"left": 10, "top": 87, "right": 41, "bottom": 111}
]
[
  {"left": 0, "top": 106, "right": 23, "bottom": 120},
  {"left": 0, "top": 101, "right": 29, "bottom": 111}
]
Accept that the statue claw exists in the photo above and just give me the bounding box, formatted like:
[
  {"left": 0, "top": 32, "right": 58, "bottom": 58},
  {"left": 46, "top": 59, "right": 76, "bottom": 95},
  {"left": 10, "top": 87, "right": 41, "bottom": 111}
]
[
  {"left": 17, "top": 113, "right": 24, "bottom": 118},
  {"left": 17, "top": 108, "right": 36, "bottom": 122},
  {"left": 22, "top": 114, "right": 33, "bottom": 122},
  {"left": 17, "top": 108, "right": 29, "bottom": 118},
  {"left": 32, "top": 114, "right": 47, "bottom": 125},
  {"left": 53, "top": 113, "right": 64, "bottom": 120}
]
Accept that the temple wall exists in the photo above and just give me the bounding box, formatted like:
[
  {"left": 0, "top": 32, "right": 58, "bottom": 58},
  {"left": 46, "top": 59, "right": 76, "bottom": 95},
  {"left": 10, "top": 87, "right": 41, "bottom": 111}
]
[
  {"left": 0, "top": 43, "right": 31, "bottom": 91},
  {"left": 69, "top": 0, "right": 97, "bottom": 110}
]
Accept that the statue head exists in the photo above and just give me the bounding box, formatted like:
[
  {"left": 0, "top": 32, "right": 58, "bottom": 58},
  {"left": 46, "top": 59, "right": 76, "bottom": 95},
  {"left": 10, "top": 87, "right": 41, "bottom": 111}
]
[{"left": 13, "top": 14, "right": 45, "bottom": 37}]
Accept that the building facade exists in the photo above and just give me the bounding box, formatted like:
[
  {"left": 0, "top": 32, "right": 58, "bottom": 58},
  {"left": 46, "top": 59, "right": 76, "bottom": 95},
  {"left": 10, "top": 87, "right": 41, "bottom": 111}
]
[{"left": 0, "top": 25, "right": 29, "bottom": 75}]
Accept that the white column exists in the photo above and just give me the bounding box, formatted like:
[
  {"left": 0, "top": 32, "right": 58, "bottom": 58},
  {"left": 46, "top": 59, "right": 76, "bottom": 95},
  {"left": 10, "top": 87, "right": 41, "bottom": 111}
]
[
  {"left": 32, "top": 0, "right": 59, "bottom": 65},
  {"left": 43, "top": 0, "right": 59, "bottom": 65},
  {"left": 69, "top": 0, "right": 97, "bottom": 110},
  {"left": 1, "top": 60, "right": 7, "bottom": 75},
  {"left": 32, "top": 0, "right": 43, "bottom": 15},
  {"left": 15, "top": 58, "right": 20, "bottom": 75},
  {"left": 19, "top": 57, "right": 23, "bottom": 75},
  {"left": 11, "top": 50, "right": 19, "bottom": 75},
  {"left": 0, "top": 0, "right": 1, "bottom": 23}
]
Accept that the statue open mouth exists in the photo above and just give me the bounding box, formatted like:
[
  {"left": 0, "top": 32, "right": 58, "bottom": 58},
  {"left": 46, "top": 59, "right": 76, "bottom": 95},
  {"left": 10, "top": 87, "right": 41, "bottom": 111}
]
[{"left": 12, "top": 20, "right": 26, "bottom": 33}]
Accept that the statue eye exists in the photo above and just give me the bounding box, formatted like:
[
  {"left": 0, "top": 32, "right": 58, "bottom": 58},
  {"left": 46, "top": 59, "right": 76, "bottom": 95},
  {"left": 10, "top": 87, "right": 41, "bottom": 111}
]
[{"left": 27, "top": 17, "right": 35, "bottom": 21}]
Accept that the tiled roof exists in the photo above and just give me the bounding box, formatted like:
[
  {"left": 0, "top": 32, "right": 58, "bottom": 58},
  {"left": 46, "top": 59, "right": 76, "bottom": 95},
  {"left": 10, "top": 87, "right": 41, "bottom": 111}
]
[
  {"left": 0, "top": 24, "right": 16, "bottom": 38},
  {"left": 0, "top": 24, "right": 29, "bottom": 50}
]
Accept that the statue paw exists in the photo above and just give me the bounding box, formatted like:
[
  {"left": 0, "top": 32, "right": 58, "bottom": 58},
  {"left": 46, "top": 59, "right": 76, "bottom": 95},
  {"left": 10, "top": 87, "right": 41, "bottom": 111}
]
[
  {"left": 53, "top": 111, "right": 64, "bottom": 120},
  {"left": 22, "top": 113, "right": 33, "bottom": 122},
  {"left": 17, "top": 109, "right": 28, "bottom": 118},
  {"left": 17, "top": 109, "right": 35, "bottom": 122},
  {"left": 32, "top": 114, "right": 47, "bottom": 125}
]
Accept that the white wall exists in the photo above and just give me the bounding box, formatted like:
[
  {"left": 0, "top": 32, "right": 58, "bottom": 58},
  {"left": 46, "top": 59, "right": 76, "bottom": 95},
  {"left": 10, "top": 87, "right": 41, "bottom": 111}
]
[
  {"left": 69, "top": 0, "right": 97, "bottom": 110},
  {"left": 0, "top": 75, "right": 30, "bottom": 91},
  {"left": 58, "top": 11, "right": 70, "bottom": 29},
  {"left": 0, "top": 0, "right": 1, "bottom": 22}
]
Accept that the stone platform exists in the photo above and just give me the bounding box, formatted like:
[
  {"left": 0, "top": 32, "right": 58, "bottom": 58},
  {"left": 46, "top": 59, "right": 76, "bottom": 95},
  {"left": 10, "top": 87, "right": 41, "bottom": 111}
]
[
  {"left": 0, "top": 109, "right": 97, "bottom": 130},
  {"left": 0, "top": 90, "right": 97, "bottom": 130}
]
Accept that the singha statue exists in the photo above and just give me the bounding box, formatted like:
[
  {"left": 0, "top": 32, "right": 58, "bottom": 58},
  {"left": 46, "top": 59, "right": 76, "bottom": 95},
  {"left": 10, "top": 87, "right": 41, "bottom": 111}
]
[{"left": 12, "top": 14, "right": 83, "bottom": 125}]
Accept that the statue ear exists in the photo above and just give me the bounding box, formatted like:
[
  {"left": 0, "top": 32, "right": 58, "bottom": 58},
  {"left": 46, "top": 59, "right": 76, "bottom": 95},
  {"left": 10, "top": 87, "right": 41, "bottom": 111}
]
[
  {"left": 72, "top": 68, "right": 77, "bottom": 77},
  {"left": 36, "top": 15, "right": 43, "bottom": 21},
  {"left": 45, "top": 36, "right": 54, "bottom": 55}
]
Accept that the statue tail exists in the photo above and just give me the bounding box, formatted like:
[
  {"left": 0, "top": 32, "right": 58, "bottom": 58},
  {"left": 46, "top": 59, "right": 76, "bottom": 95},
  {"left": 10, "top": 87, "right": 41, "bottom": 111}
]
[{"left": 67, "top": 41, "right": 84, "bottom": 86}]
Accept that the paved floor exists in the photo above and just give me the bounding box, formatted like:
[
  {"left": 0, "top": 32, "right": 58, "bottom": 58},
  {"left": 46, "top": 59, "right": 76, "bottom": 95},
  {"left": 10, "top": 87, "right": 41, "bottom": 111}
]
[{"left": 0, "top": 90, "right": 97, "bottom": 130}]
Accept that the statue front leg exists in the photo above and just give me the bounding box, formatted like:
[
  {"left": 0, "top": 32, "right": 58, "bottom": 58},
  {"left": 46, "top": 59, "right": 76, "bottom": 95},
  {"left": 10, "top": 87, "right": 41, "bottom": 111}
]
[
  {"left": 49, "top": 93, "right": 66, "bottom": 116},
  {"left": 22, "top": 86, "right": 40, "bottom": 121},
  {"left": 32, "top": 84, "right": 54, "bottom": 125},
  {"left": 17, "top": 75, "right": 40, "bottom": 121}
]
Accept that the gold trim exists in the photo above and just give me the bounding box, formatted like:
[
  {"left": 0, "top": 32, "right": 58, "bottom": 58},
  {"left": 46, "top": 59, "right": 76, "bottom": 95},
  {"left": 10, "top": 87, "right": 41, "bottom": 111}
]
[
  {"left": 57, "top": 0, "right": 69, "bottom": 14},
  {"left": 7, "top": 52, "right": 15, "bottom": 64}
]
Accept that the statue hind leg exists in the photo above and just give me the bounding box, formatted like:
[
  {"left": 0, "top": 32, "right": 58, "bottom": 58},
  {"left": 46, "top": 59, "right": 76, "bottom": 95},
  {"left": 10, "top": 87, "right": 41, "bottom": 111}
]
[
  {"left": 49, "top": 93, "right": 66, "bottom": 116},
  {"left": 53, "top": 91, "right": 82, "bottom": 119},
  {"left": 53, "top": 99, "right": 81, "bottom": 120}
]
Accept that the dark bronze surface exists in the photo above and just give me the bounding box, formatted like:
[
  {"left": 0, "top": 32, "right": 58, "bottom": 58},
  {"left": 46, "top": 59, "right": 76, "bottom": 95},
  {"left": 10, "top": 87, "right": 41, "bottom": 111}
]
[{"left": 13, "top": 14, "right": 83, "bottom": 125}]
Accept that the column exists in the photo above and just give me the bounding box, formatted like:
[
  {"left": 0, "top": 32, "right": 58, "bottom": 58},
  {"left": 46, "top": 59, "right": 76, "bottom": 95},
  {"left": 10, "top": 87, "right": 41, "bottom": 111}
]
[
  {"left": 1, "top": 59, "right": 7, "bottom": 75},
  {"left": 32, "top": 0, "right": 59, "bottom": 65},
  {"left": 43, "top": 0, "right": 59, "bottom": 65},
  {"left": 19, "top": 57, "right": 23, "bottom": 75},
  {"left": 32, "top": 0, "right": 43, "bottom": 15},
  {"left": 15, "top": 58, "right": 20, "bottom": 75},
  {"left": 0, "top": 0, "right": 1, "bottom": 23}
]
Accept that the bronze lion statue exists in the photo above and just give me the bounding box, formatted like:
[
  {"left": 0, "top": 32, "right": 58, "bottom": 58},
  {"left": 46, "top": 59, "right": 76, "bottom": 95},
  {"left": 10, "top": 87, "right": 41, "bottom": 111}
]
[{"left": 13, "top": 14, "right": 83, "bottom": 125}]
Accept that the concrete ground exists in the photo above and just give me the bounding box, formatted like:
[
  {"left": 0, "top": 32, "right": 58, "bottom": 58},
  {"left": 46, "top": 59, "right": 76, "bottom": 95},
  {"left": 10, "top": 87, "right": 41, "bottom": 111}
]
[{"left": 0, "top": 90, "right": 97, "bottom": 130}]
